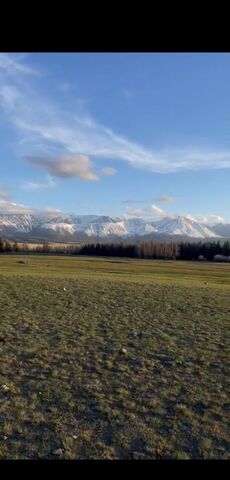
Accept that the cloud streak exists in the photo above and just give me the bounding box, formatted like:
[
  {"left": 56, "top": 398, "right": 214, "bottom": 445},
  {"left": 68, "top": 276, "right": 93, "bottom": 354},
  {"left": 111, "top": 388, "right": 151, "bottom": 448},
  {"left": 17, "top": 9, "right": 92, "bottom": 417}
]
[
  {"left": 153, "top": 195, "right": 174, "bottom": 204},
  {"left": 22, "top": 177, "right": 56, "bottom": 190},
  {"left": 1, "top": 54, "right": 230, "bottom": 174},
  {"left": 0, "top": 200, "right": 64, "bottom": 216},
  {"left": 0, "top": 201, "right": 33, "bottom": 214},
  {"left": 100, "top": 167, "right": 117, "bottom": 176},
  {"left": 0, "top": 190, "right": 10, "bottom": 201},
  {"left": 0, "top": 53, "right": 39, "bottom": 77}
]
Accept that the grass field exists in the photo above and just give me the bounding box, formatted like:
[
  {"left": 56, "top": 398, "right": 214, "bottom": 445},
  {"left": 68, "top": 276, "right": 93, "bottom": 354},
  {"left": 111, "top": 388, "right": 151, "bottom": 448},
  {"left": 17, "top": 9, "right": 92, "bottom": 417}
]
[{"left": 0, "top": 255, "right": 229, "bottom": 459}]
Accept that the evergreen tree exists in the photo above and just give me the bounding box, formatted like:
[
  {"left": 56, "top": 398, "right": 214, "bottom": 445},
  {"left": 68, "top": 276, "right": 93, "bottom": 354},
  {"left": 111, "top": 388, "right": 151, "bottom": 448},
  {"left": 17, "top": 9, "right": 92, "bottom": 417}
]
[{"left": 0, "top": 238, "right": 4, "bottom": 252}]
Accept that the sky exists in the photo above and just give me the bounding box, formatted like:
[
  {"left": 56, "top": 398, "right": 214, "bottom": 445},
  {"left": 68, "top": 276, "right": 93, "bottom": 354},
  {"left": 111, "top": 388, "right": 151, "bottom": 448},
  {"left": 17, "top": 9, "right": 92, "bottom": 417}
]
[{"left": 0, "top": 52, "right": 229, "bottom": 224}]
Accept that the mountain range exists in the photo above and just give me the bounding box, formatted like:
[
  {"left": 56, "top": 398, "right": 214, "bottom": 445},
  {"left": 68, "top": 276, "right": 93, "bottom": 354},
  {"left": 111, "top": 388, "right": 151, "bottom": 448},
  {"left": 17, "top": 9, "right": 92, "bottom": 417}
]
[{"left": 0, "top": 213, "right": 229, "bottom": 243}]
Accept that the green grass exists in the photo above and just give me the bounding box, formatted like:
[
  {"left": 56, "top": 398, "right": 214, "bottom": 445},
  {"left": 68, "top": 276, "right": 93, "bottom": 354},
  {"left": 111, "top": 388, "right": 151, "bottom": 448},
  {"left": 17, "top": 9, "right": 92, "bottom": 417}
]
[
  {"left": 0, "top": 254, "right": 230, "bottom": 287},
  {"left": 0, "top": 255, "right": 229, "bottom": 459}
]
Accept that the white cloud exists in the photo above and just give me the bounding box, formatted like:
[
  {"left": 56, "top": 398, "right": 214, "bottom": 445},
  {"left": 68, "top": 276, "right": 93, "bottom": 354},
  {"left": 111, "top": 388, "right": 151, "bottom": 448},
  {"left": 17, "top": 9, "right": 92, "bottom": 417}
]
[
  {"left": 100, "top": 167, "right": 117, "bottom": 176},
  {"left": 148, "top": 204, "right": 167, "bottom": 218},
  {"left": 22, "top": 177, "right": 56, "bottom": 190},
  {"left": 1, "top": 54, "right": 230, "bottom": 174},
  {"left": 208, "top": 215, "right": 226, "bottom": 225},
  {"left": 26, "top": 155, "right": 99, "bottom": 181}
]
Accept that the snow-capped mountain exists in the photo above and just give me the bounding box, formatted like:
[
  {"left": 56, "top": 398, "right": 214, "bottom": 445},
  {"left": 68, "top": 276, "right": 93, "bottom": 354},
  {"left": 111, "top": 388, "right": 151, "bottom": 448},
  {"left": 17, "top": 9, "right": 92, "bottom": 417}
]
[
  {"left": 153, "top": 216, "right": 219, "bottom": 239},
  {"left": 124, "top": 218, "right": 158, "bottom": 236},
  {"left": 212, "top": 223, "right": 230, "bottom": 237},
  {"left": 0, "top": 213, "right": 227, "bottom": 241},
  {"left": 0, "top": 214, "right": 39, "bottom": 233}
]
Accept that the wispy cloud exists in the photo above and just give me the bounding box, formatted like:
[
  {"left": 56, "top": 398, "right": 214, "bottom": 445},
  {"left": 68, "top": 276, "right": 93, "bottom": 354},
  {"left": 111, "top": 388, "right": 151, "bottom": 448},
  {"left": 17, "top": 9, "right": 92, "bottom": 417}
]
[
  {"left": 0, "top": 190, "right": 10, "bottom": 201},
  {"left": 121, "top": 88, "right": 135, "bottom": 100},
  {"left": 153, "top": 195, "right": 174, "bottom": 204},
  {"left": 185, "top": 214, "right": 226, "bottom": 226},
  {"left": 121, "top": 199, "right": 148, "bottom": 205},
  {"left": 123, "top": 204, "right": 228, "bottom": 224},
  {"left": 0, "top": 53, "right": 39, "bottom": 77},
  {"left": 148, "top": 204, "right": 167, "bottom": 218},
  {"left": 42, "top": 207, "right": 63, "bottom": 216},
  {"left": 146, "top": 207, "right": 227, "bottom": 224},
  {"left": 122, "top": 200, "right": 135, "bottom": 205},
  {"left": 123, "top": 204, "right": 168, "bottom": 220},
  {"left": 100, "top": 167, "right": 117, "bottom": 176},
  {"left": 22, "top": 177, "right": 56, "bottom": 190},
  {"left": 0, "top": 195, "right": 227, "bottom": 225},
  {"left": 123, "top": 207, "right": 144, "bottom": 218},
  {"left": 207, "top": 215, "right": 226, "bottom": 225},
  {"left": 57, "top": 82, "right": 71, "bottom": 94},
  {"left": 0, "top": 200, "right": 63, "bottom": 216},
  {"left": 26, "top": 155, "right": 99, "bottom": 181},
  {"left": 0, "top": 201, "right": 32, "bottom": 214},
  {"left": 1, "top": 54, "right": 230, "bottom": 174}
]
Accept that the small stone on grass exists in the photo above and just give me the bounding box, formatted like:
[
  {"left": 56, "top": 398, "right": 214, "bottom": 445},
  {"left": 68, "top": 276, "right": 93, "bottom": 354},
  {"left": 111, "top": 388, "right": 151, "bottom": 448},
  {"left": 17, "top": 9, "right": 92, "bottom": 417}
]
[
  {"left": 120, "top": 348, "right": 127, "bottom": 355},
  {"left": 2, "top": 385, "right": 10, "bottom": 391},
  {"left": 52, "top": 448, "right": 63, "bottom": 456}
]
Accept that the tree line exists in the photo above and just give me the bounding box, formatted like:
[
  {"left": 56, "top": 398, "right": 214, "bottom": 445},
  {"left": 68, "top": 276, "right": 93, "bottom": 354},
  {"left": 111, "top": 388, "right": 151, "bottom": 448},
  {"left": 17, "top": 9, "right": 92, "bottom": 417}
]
[
  {"left": 1, "top": 238, "right": 230, "bottom": 261},
  {"left": 179, "top": 240, "right": 230, "bottom": 260}
]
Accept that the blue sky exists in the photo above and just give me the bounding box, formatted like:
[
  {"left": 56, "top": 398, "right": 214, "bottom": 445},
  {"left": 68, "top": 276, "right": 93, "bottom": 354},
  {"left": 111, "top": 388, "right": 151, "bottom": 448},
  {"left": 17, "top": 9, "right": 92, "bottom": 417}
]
[{"left": 0, "top": 52, "right": 229, "bottom": 224}]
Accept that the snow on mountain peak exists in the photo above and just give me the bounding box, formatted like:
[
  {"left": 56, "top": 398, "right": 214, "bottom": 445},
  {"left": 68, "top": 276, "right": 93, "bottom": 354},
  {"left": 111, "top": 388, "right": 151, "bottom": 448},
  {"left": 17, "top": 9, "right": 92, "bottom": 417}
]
[
  {"left": 0, "top": 213, "right": 224, "bottom": 240},
  {"left": 153, "top": 216, "right": 219, "bottom": 238}
]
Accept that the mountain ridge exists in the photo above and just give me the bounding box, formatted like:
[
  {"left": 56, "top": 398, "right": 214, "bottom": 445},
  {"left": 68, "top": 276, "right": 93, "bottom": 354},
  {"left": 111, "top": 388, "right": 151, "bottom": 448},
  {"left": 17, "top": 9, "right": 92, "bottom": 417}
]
[{"left": 0, "top": 213, "right": 228, "bottom": 242}]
